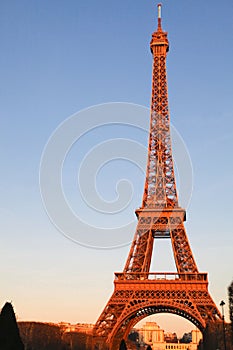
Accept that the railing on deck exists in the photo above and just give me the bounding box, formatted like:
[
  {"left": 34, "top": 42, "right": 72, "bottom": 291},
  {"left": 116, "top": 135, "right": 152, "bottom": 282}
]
[{"left": 115, "top": 272, "right": 208, "bottom": 282}]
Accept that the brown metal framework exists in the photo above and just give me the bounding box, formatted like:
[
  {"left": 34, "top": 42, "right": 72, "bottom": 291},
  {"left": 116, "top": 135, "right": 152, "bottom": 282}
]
[{"left": 92, "top": 5, "right": 221, "bottom": 350}]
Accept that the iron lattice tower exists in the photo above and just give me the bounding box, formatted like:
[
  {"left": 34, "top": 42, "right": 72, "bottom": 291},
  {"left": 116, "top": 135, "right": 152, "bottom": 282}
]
[{"left": 92, "top": 5, "right": 221, "bottom": 350}]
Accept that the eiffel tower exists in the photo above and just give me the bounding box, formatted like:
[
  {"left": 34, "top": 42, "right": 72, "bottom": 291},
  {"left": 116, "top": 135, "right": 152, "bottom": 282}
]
[{"left": 92, "top": 4, "right": 221, "bottom": 350}]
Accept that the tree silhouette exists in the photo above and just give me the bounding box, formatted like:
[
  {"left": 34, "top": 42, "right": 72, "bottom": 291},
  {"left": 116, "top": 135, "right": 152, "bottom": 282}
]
[
  {"left": 0, "top": 302, "right": 24, "bottom": 350},
  {"left": 229, "top": 280, "right": 233, "bottom": 344},
  {"left": 119, "top": 339, "right": 127, "bottom": 350}
]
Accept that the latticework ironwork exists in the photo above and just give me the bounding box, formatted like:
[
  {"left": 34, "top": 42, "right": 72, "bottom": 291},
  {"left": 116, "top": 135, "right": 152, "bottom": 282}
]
[{"left": 92, "top": 5, "right": 221, "bottom": 350}]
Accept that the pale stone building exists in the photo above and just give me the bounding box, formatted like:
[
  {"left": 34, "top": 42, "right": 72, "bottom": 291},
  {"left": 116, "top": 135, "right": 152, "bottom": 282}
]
[
  {"left": 138, "top": 322, "right": 202, "bottom": 350},
  {"left": 58, "top": 322, "right": 94, "bottom": 334}
]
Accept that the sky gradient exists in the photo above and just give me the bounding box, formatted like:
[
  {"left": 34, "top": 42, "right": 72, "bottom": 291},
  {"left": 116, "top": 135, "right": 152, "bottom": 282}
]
[{"left": 1, "top": 0, "right": 233, "bottom": 336}]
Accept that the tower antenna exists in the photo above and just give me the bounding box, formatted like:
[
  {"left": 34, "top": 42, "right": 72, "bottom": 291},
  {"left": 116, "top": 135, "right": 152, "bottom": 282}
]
[{"left": 158, "top": 3, "right": 162, "bottom": 29}]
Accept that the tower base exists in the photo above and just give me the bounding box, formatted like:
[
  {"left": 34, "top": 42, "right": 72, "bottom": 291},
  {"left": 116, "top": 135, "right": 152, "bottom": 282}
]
[{"left": 92, "top": 273, "right": 221, "bottom": 350}]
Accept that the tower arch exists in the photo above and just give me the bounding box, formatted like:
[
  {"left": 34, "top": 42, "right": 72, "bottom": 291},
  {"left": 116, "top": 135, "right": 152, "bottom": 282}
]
[{"left": 110, "top": 303, "right": 205, "bottom": 343}]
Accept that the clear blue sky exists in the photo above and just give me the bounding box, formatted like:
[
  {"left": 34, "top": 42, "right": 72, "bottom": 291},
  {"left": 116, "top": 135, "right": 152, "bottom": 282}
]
[{"left": 0, "top": 0, "right": 233, "bottom": 336}]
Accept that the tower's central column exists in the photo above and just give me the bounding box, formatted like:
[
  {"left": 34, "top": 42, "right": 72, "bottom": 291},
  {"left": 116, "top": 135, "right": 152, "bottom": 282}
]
[
  {"left": 123, "top": 4, "right": 198, "bottom": 275},
  {"left": 143, "top": 4, "right": 177, "bottom": 209}
]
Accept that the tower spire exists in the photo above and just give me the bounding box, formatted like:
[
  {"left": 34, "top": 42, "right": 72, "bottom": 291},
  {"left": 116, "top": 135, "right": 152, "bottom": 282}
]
[{"left": 157, "top": 3, "right": 162, "bottom": 30}]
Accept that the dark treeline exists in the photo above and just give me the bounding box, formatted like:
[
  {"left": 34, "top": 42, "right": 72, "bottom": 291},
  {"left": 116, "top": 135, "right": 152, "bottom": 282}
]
[
  {"left": 18, "top": 316, "right": 233, "bottom": 350},
  {"left": 19, "top": 322, "right": 65, "bottom": 350},
  {"left": 18, "top": 322, "right": 92, "bottom": 350},
  {"left": 197, "top": 321, "right": 233, "bottom": 350}
]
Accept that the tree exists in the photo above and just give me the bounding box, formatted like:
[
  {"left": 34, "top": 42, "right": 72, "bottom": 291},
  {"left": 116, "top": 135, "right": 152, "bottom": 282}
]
[
  {"left": 229, "top": 280, "right": 233, "bottom": 344},
  {"left": 19, "top": 322, "right": 94, "bottom": 350},
  {"left": 128, "top": 330, "right": 139, "bottom": 343},
  {"left": 119, "top": 339, "right": 127, "bottom": 350},
  {"left": 180, "top": 332, "right": 192, "bottom": 343},
  {"left": 0, "top": 302, "right": 24, "bottom": 350},
  {"left": 19, "top": 322, "right": 67, "bottom": 350}
]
